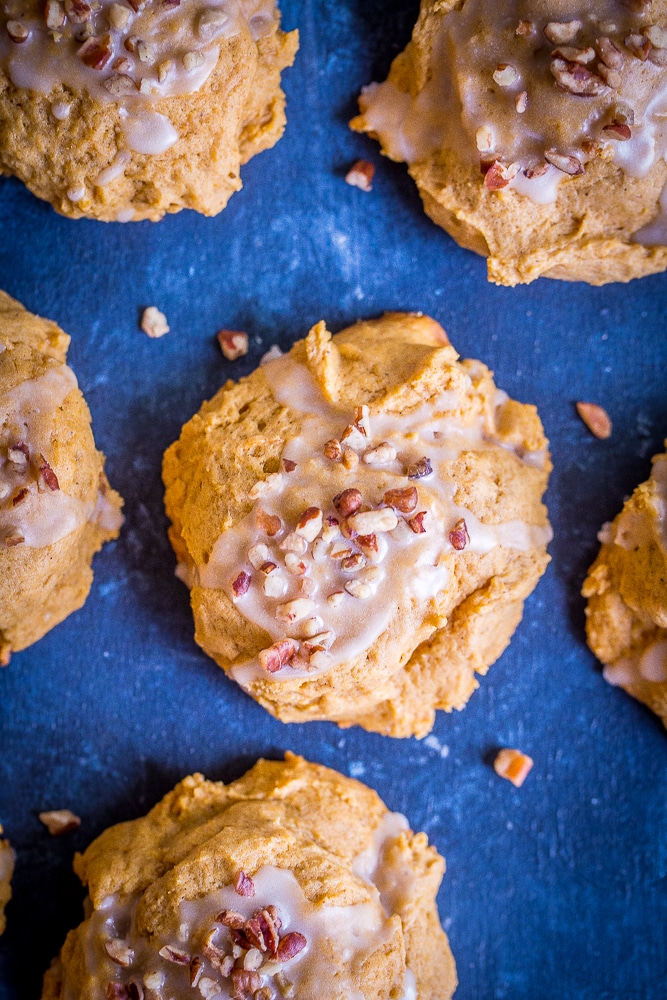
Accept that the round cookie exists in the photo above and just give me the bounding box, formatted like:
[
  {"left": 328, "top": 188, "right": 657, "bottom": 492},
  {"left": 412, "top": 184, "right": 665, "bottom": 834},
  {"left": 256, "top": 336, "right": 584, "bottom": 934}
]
[
  {"left": 0, "top": 1, "right": 297, "bottom": 221},
  {"left": 0, "top": 291, "right": 123, "bottom": 663},
  {"left": 42, "top": 753, "right": 458, "bottom": 1000},
  {"left": 163, "top": 312, "right": 552, "bottom": 737},
  {"left": 583, "top": 445, "right": 667, "bottom": 727},
  {"left": 352, "top": 0, "right": 667, "bottom": 286}
]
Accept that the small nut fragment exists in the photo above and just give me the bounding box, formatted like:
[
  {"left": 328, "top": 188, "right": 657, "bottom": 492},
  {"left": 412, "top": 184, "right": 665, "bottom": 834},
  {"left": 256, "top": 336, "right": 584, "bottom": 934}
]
[
  {"left": 284, "top": 553, "right": 309, "bottom": 576},
  {"left": 276, "top": 598, "right": 316, "bottom": 624},
  {"left": 104, "top": 74, "right": 137, "bottom": 96},
  {"left": 544, "top": 20, "right": 582, "bottom": 45},
  {"left": 275, "top": 971, "right": 295, "bottom": 999},
  {"left": 576, "top": 401, "right": 612, "bottom": 439},
  {"left": 108, "top": 2, "right": 130, "bottom": 28},
  {"left": 341, "top": 448, "right": 359, "bottom": 471},
  {"left": 602, "top": 122, "right": 631, "bottom": 140},
  {"left": 231, "top": 571, "right": 251, "bottom": 598},
  {"left": 39, "top": 456, "right": 60, "bottom": 491},
  {"left": 295, "top": 506, "right": 323, "bottom": 542},
  {"left": 494, "top": 748, "right": 534, "bottom": 787},
  {"left": 515, "top": 20, "right": 534, "bottom": 37},
  {"left": 198, "top": 977, "right": 222, "bottom": 1000},
  {"left": 263, "top": 572, "right": 287, "bottom": 598},
  {"left": 136, "top": 39, "right": 154, "bottom": 62},
  {"left": 407, "top": 457, "right": 433, "bottom": 479},
  {"left": 550, "top": 58, "right": 608, "bottom": 96},
  {"left": 140, "top": 306, "right": 169, "bottom": 338},
  {"left": 327, "top": 591, "right": 344, "bottom": 607},
  {"left": 475, "top": 125, "right": 493, "bottom": 152},
  {"left": 6, "top": 17, "right": 29, "bottom": 39},
  {"left": 449, "top": 517, "right": 470, "bottom": 551},
  {"left": 483, "top": 160, "right": 520, "bottom": 190},
  {"left": 217, "top": 329, "right": 248, "bottom": 360},
  {"left": 493, "top": 63, "right": 518, "bottom": 86},
  {"left": 248, "top": 543, "right": 270, "bottom": 569},
  {"left": 597, "top": 36, "right": 624, "bottom": 69},
  {"left": 256, "top": 509, "right": 282, "bottom": 537},
  {"left": 332, "top": 488, "right": 362, "bottom": 517},
  {"left": 323, "top": 439, "right": 342, "bottom": 461},
  {"left": 383, "top": 486, "right": 418, "bottom": 513},
  {"left": 544, "top": 149, "right": 584, "bottom": 176},
  {"left": 597, "top": 64, "right": 622, "bottom": 87},
  {"left": 283, "top": 458, "right": 297, "bottom": 473},
  {"left": 183, "top": 50, "right": 205, "bottom": 71},
  {"left": 625, "top": 33, "right": 652, "bottom": 60},
  {"left": 276, "top": 932, "right": 307, "bottom": 962},
  {"left": 198, "top": 7, "right": 229, "bottom": 38},
  {"left": 279, "top": 532, "right": 307, "bottom": 554},
  {"left": 646, "top": 24, "right": 667, "bottom": 48},
  {"left": 515, "top": 90, "right": 528, "bottom": 113},
  {"left": 346, "top": 507, "right": 398, "bottom": 535},
  {"left": 45, "top": 0, "right": 65, "bottom": 29},
  {"left": 234, "top": 870, "right": 255, "bottom": 896},
  {"left": 344, "top": 580, "right": 372, "bottom": 599},
  {"left": 341, "top": 552, "right": 366, "bottom": 572},
  {"left": 345, "top": 159, "right": 375, "bottom": 192},
  {"left": 189, "top": 957, "right": 203, "bottom": 987},
  {"left": 249, "top": 473, "right": 282, "bottom": 499},
  {"left": 105, "top": 939, "right": 135, "bottom": 966},
  {"left": 65, "top": 0, "right": 91, "bottom": 21},
  {"left": 157, "top": 59, "right": 173, "bottom": 83},
  {"left": 362, "top": 441, "right": 396, "bottom": 465},
  {"left": 551, "top": 45, "right": 596, "bottom": 64},
  {"left": 38, "top": 809, "right": 81, "bottom": 835},
  {"left": 407, "top": 511, "right": 427, "bottom": 534}
]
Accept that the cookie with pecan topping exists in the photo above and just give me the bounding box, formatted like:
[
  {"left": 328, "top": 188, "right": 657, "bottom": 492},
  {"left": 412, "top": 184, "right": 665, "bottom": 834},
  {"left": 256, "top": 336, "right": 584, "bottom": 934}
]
[
  {"left": 0, "top": 0, "right": 297, "bottom": 221},
  {"left": 163, "top": 311, "right": 552, "bottom": 736},
  {"left": 0, "top": 291, "right": 123, "bottom": 662},
  {"left": 42, "top": 754, "right": 457, "bottom": 1000},
  {"left": 583, "top": 444, "right": 667, "bottom": 727},
  {"left": 352, "top": 0, "right": 667, "bottom": 286}
]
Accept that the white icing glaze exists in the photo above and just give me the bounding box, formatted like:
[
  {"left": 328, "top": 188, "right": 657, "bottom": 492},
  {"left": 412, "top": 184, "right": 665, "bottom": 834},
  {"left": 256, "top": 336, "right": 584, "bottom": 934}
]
[
  {"left": 187, "top": 353, "right": 551, "bottom": 686},
  {"left": 66, "top": 864, "right": 404, "bottom": 1000},
  {"left": 604, "top": 638, "right": 667, "bottom": 687},
  {"left": 95, "top": 149, "right": 132, "bottom": 186},
  {"left": 122, "top": 111, "right": 178, "bottom": 154},
  {"left": 359, "top": 0, "right": 667, "bottom": 207},
  {"left": 0, "top": 362, "right": 111, "bottom": 548}
]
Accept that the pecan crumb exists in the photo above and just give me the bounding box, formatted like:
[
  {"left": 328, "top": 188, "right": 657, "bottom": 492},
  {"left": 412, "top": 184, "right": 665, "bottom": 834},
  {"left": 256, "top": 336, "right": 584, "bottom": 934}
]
[
  {"left": 282, "top": 459, "right": 297, "bottom": 473},
  {"left": 407, "top": 511, "right": 427, "bottom": 534},
  {"left": 258, "top": 640, "right": 297, "bottom": 673},
  {"left": 232, "top": 571, "right": 251, "bottom": 597},
  {"left": 449, "top": 518, "right": 470, "bottom": 551},
  {"left": 157, "top": 945, "right": 191, "bottom": 965},
  {"left": 332, "top": 488, "right": 362, "bottom": 517},
  {"left": 324, "top": 438, "right": 342, "bottom": 461},
  {"left": 39, "top": 455, "right": 60, "bottom": 491},
  {"left": 576, "top": 401, "right": 612, "bottom": 439},
  {"left": 407, "top": 457, "right": 433, "bottom": 479},
  {"left": 383, "top": 486, "right": 418, "bottom": 513},
  {"left": 140, "top": 306, "right": 169, "bottom": 338},
  {"left": 38, "top": 809, "right": 81, "bottom": 835},
  {"left": 345, "top": 159, "right": 375, "bottom": 192},
  {"left": 494, "top": 748, "right": 534, "bottom": 787},
  {"left": 276, "top": 931, "right": 307, "bottom": 961},
  {"left": 217, "top": 330, "right": 248, "bottom": 361}
]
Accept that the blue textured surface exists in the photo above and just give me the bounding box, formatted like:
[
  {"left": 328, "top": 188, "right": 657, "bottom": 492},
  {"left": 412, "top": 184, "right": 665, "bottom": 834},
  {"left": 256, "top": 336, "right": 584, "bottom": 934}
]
[{"left": 1, "top": 2, "right": 666, "bottom": 998}]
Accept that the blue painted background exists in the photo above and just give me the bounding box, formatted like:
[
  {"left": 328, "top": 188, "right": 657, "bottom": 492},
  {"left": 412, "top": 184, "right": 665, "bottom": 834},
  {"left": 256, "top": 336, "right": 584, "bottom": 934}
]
[{"left": 0, "top": 2, "right": 666, "bottom": 997}]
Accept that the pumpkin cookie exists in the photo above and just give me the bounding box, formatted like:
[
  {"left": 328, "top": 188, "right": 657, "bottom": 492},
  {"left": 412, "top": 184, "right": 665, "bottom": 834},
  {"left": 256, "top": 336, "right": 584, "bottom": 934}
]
[
  {"left": 163, "top": 312, "right": 552, "bottom": 737},
  {"left": 583, "top": 445, "right": 667, "bottom": 727},
  {"left": 352, "top": 0, "right": 667, "bottom": 286},
  {"left": 0, "top": 832, "right": 14, "bottom": 935},
  {"left": 0, "top": 291, "right": 123, "bottom": 663},
  {"left": 42, "top": 754, "right": 457, "bottom": 1000},
  {"left": 0, "top": 0, "right": 297, "bottom": 221}
]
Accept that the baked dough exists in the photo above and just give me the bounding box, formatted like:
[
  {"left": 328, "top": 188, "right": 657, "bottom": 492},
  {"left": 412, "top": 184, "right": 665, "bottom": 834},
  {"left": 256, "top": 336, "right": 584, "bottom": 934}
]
[
  {"left": 0, "top": 291, "right": 123, "bottom": 663},
  {"left": 0, "top": 0, "right": 297, "bottom": 221},
  {"left": 583, "top": 445, "right": 667, "bottom": 727},
  {"left": 163, "top": 312, "right": 552, "bottom": 737},
  {"left": 42, "top": 753, "right": 457, "bottom": 1000},
  {"left": 0, "top": 833, "right": 14, "bottom": 935},
  {"left": 352, "top": 0, "right": 667, "bottom": 286}
]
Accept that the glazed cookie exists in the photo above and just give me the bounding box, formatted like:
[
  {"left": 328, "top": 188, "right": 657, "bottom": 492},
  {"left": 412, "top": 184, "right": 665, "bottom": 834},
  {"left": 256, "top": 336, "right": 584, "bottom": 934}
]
[
  {"left": 352, "top": 0, "right": 667, "bottom": 286},
  {"left": 583, "top": 445, "right": 667, "bottom": 726},
  {"left": 163, "top": 312, "right": 552, "bottom": 737},
  {"left": 0, "top": 832, "right": 14, "bottom": 935},
  {"left": 0, "top": 291, "right": 123, "bottom": 663},
  {"left": 0, "top": 0, "right": 297, "bottom": 221},
  {"left": 42, "top": 754, "right": 458, "bottom": 1000}
]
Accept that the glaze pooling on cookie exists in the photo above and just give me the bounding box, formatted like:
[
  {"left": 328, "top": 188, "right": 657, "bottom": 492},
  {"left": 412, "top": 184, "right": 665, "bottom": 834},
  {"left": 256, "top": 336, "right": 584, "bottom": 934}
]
[
  {"left": 0, "top": 363, "right": 121, "bottom": 548},
  {"left": 188, "top": 352, "right": 551, "bottom": 685},
  {"left": 64, "top": 833, "right": 417, "bottom": 999},
  {"left": 357, "top": 0, "right": 667, "bottom": 207}
]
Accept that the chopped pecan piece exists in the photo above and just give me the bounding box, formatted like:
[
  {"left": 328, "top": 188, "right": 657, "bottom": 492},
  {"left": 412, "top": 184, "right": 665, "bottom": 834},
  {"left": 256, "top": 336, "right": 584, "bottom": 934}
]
[
  {"left": 407, "top": 457, "right": 433, "bottom": 479},
  {"left": 189, "top": 956, "right": 203, "bottom": 987},
  {"left": 140, "top": 306, "right": 169, "bottom": 338},
  {"left": 104, "top": 939, "right": 134, "bottom": 966},
  {"left": 216, "top": 908, "right": 246, "bottom": 928},
  {"left": 407, "top": 511, "right": 427, "bottom": 534},
  {"left": 494, "top": 748, "right": 534, "bottom": 787},
  {"left": 39, "top": 456, "right": 60, "bottom": 491},
  {"left": 258, "top": 639, "right": 297, "bottom": 672},
  {"left": 383, "top": 486, "right": 418, "bottom": 513},
  {"left": 12, "top": 488, "right": 29, "bottom": 507},
  {"left": 295, "top": 506, "right": 323, "bottom": 542},
  {"left": 256, "top": 508, "right": 282, "bottom": 537},
  {"left": 323, "top": 438, "right": 342, "bottom": 461},
  {"left": 345, "top": 160, "right": 375, "bottom": 192},
  {"left": 483, "top": 160, "right": 520, "bottom": 190},
  {"left": 625, "top": 33, "right": 652, "bottom": 60},
  {"left": 6, "top": 18, "right": 29, "bottom": 40},
  {"left": 449, "top": 518, "right": 470, "bottom": 551},
  {"left": 602, "top": 122, "right": 631, "bottom": 140},
  {"left": 332, "top": 488, "right": 362, "bottom": 517},
  {"left": 550, "top": 58, "right": 608, "bottom": 96},
  {"left": 217, "top": 330, "right": 248, "bottom": 361},
  {"left": 158, "top": 945, "right": 190, "bottom": 965},
  {"left": 232, "top": 571, "right": 251, "bottom": 598},
  {"left": 282, "top": 459, "right": 297, "bottom": 473},
  {"left": 597, "top": 36, "right": 624, "bottom": 69},
  {"left": 544, "top": 149, "right": 584, "bottom": 175},
  {"left": 235, "top": 870, "right": 256, "bottom": 897},
  {"left": 38, "top": 809, "right": 81, "bottom": 835},
  {"left": 45, "top": 0, "right": 65, "bottom": 28},
  {"left": 79, "top": 34, "right": 113, "bottom": 69},
  {"left": 576, "top": 401, "right": 612, "bottom": 439},
  {"left": 544, "top": 20, "right": 582, "bottom": 45},
  {"left": 276, "top": 932, "right": 307, "bottom": 962},
  {"left": 346, "top": 507, "right": 397, "bottom": 534}
]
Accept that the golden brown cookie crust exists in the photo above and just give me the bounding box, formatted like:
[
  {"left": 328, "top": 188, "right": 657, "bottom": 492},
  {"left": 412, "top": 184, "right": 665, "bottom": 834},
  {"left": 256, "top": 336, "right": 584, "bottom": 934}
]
[
  {"left": 0, "top": 8, "right": 297, "bottom": 222},
  {"left": 0, "top": 834, "right": 14, "bottom": 935},
  {"left": 42, "top": 754, "right": 457, "bottom": 1000},
  {"left": 352, "top": 0, "right": 667, "bottom": 286},
  {"left": 583, "top": 445, "right": 667, "bottom": 727},
  {"left": 0, "top": 290, "right": 123, "bottom": 661},
  {"left": 163, "top": 312, "right": 551, "bottom": 737}
]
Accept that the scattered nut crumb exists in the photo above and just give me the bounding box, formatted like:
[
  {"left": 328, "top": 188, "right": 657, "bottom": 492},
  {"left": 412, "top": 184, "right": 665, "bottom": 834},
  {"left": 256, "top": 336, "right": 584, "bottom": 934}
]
[
  {"left": 140, "top": 306, "right": 170, "bottom": 338},
  {"left": 38, "top": 809, "right": 81, "bottom": 835},
  {"left": 494, "top": 748, "right": 534, "bottom": 787},
  {"left": 217, "top": 329, "right": 249, "bottom": 361},
  {"left": 576, "top": 401, "right": 612, "bottom": 439},
  {"left": 345, "top": 159, "right": 375, "bottom": 191}
]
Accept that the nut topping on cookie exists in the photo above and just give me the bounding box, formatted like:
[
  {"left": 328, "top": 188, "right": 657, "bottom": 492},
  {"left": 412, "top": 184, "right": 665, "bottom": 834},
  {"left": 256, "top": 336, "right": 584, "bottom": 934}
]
[{"left": 234, "top": 871, "right": 256, "bottom": 897}]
